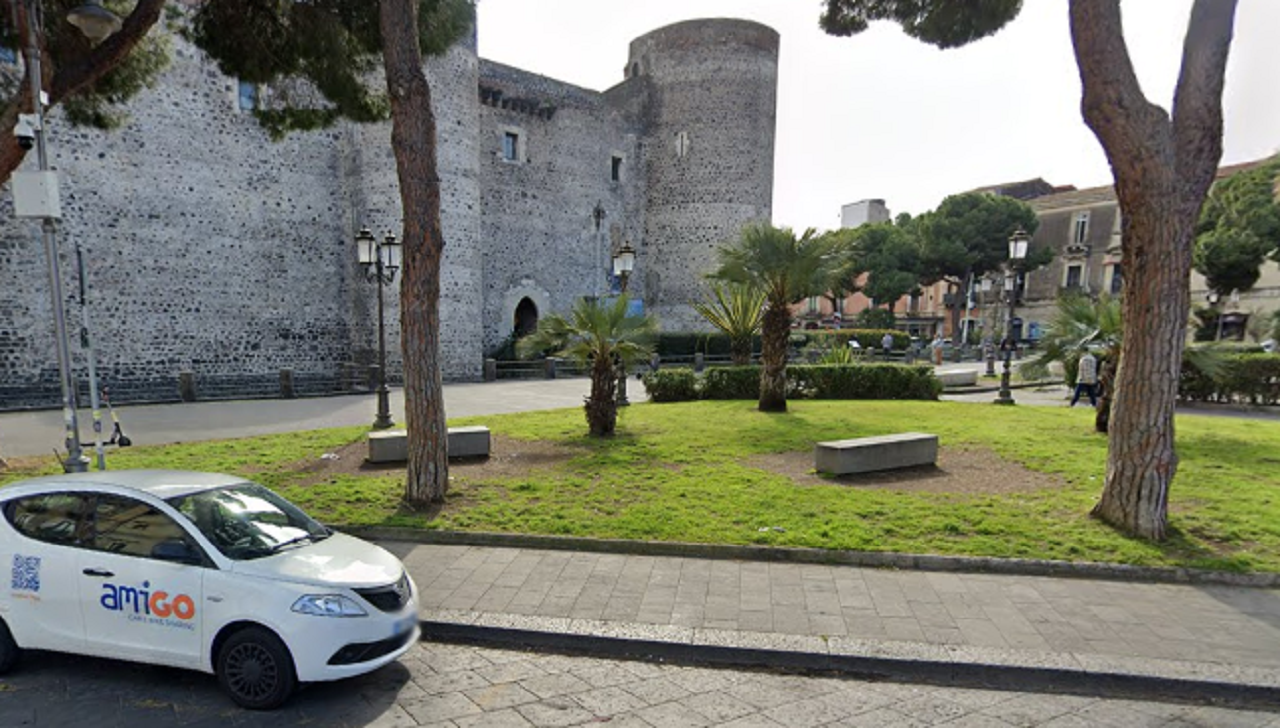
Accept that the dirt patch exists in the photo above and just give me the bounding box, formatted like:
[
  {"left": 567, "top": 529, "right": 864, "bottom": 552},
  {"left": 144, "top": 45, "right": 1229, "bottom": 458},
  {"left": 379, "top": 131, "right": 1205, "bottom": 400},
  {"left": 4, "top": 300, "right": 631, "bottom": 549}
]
[
  {"left": 747, "top": 446, "right": 1066, "bottom": 495},
  {"left": 291, "top": 432, "right": 581, "bottom": 486}
]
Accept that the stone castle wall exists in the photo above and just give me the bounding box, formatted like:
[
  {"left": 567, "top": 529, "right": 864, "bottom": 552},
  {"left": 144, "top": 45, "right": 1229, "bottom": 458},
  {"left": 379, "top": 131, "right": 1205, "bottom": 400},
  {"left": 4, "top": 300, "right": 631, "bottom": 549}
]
[{"left": 0, "top": 18, "right": 778, "bottom": 408}]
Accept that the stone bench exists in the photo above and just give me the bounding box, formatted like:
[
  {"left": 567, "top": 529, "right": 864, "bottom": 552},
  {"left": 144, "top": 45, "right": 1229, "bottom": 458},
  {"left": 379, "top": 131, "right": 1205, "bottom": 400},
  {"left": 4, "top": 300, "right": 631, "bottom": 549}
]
[
  {"left": 367, "top": 426, "right": 491, "bottom": 464},
  {"left": 937, "top": 369, "right": 979, "bottom": 388},
  {"left": 815, "top": 432, "right": 938, "bottom": 476}
]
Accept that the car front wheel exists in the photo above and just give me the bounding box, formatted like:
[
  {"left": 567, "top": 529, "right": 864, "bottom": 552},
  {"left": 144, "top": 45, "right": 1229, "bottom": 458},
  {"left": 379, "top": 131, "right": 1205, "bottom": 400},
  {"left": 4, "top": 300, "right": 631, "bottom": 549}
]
[
  {"left": 0, "top": 618, "right": 20, "bottom": 674},
  {"left": 216, "top": 626, "right": 297, "bottom": 710}
]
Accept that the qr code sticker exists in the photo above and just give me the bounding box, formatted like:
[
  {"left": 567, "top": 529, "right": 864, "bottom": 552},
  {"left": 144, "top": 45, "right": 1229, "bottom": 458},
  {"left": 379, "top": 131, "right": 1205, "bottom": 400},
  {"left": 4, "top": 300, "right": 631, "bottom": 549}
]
[{"left": 11, "top": 553, "right": 41, "bottom": 592}]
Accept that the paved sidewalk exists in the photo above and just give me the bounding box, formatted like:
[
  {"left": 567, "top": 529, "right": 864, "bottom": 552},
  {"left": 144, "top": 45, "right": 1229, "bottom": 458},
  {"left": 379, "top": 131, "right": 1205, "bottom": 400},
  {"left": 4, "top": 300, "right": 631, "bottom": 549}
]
[{"left": 386, "top": 542, "right": 1280, "bottom": 700}]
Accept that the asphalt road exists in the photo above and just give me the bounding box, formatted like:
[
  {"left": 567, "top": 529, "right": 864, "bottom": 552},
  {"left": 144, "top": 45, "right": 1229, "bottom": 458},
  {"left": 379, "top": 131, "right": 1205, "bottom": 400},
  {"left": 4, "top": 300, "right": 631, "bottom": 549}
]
[{"left": 2, "top": 641, "right": 1277, "bottom": 727}]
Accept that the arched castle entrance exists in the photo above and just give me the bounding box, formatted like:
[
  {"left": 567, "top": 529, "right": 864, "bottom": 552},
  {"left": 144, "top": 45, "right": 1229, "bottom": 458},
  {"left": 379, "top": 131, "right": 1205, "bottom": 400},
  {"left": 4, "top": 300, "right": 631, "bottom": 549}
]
[{"left": 514, "top": 297, "right": 539, "bottom": 338}]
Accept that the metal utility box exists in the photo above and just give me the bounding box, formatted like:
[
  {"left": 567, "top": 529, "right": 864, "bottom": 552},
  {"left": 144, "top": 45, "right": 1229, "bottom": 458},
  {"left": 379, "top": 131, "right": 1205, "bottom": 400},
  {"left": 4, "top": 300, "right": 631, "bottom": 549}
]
[{"left": 11, "top": 171, "right": 62, "bottom": 219}]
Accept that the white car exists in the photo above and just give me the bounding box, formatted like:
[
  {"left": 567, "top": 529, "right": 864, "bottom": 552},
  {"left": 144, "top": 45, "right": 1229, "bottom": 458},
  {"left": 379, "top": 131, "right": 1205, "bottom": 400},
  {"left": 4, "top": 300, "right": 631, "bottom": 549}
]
[{"left": 0, "top": 470, "right": 419, "bottom": 710}]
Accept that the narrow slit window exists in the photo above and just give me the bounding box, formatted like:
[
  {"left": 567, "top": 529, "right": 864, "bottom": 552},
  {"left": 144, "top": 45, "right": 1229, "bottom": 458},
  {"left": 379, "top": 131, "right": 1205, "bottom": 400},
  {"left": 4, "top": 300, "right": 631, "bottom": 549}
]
[
  {"left": 611, "top": 156, "right": 623, "bottom": 182},
  {"left": 502, "top": 131, "right": 519, "bottom": 161}
]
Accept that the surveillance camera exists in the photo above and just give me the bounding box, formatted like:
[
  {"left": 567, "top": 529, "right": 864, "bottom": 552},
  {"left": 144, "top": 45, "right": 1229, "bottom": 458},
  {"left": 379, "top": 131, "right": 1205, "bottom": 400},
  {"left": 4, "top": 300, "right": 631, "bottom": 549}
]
[{"left": 14, "top": 114, "right": 38, "bottom": 151}]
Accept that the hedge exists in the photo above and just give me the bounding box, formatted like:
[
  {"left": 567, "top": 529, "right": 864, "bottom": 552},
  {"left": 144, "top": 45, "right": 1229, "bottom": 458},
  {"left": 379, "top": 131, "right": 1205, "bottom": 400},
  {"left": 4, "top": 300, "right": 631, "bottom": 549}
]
[
  {"left": 701, "top": 366, "right": 762, "bottom": 400},
  {"left": 646, "top": 364, "right": 940, "bottom": 402},
  {"left": 789, "top": 364, "right": 941, "bottom": 401},
  {"left": 642, "top": 368, "right": 699, "bottom": 402},
  {"left": 1181, "top": 352, "right": 1280, "bottom": 405}
]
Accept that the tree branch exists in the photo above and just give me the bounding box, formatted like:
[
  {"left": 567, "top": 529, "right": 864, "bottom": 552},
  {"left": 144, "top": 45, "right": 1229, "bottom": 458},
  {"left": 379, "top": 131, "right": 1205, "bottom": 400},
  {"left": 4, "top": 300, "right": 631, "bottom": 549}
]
[
  {"left": 1171, "top": 0, "right": 1237, "bottom": 201},
  {"left": 1068, "top": 0, "right": 1170, "bottom": 177}
]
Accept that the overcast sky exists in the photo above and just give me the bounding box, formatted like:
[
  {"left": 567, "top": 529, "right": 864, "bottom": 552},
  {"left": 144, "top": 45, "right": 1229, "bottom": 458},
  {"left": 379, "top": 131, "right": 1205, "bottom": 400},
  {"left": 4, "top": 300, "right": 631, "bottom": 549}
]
[{"left": 475, "top": 0, "right": 1280, "bottom": 232}]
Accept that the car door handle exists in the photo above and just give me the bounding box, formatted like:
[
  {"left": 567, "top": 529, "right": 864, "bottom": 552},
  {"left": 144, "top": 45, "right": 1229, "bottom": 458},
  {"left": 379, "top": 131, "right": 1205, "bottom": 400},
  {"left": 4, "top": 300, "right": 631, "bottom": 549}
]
[{"left": 82, "top": 568, "right": 114, "bottom": 578}]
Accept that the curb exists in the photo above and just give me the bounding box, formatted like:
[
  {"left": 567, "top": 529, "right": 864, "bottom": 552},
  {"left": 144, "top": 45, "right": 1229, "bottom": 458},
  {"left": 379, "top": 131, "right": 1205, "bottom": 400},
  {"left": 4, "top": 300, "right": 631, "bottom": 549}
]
[
  {"left": 420, "top": 620, "right": 1280, "bottom": 711},
  {"left": 349, "top": 527, "right": 1280, "bottom": 588}
]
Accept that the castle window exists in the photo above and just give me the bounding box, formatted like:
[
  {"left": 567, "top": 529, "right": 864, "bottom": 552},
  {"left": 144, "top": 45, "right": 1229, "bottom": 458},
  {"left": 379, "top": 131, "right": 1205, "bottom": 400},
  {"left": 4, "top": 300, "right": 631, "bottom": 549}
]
[
  {"left": 611, "top": 155, "right": 623, "bottom": 182},
  {"left": 1064, "top": 264, "right": 1083, "bottom": 290},
  {"left": 238, "top": 80, "right": 258, "bottom": 111},
  {"left": 675, "top": 131, "right": 690, "bottom": 159},
  {"left": 1110, "top": 264, "right": 1123, "bottom": 295},
  {"left": 1073, "top": 211, "right": 1090, "bottom": 246},
  {"left": 502, "top": 131, "right": 519, "bottom": 162}
]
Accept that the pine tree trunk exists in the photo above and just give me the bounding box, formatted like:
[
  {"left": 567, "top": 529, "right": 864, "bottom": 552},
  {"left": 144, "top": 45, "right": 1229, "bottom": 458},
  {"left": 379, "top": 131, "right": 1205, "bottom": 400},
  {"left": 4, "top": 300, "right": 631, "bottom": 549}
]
[
  {"left": 381, "top": 0, "right": 449, "bottom": 506},
  {"left": 1070, "top": 0, "right": 1236, "bottom": 540},
  {"left": 759, "top": 300, "right": 790, "bottom": 412},
  {"left": 586, "top": 356, "right": 619, "bottom": 437}
]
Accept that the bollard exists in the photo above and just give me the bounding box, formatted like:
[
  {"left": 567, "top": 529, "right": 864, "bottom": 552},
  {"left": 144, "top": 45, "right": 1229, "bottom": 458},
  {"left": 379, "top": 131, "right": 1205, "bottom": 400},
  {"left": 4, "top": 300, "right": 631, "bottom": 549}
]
[
  {"left": 483, "top": 358, "right": 497, "bottom": 382},
  {"left": 178, "top": 370, "right": 197, "bottom": 402},
  {"left": 366, "top": 364, "right": 380, "bottom": 391},
  {"left": 279, "top": 368, "right": 295, "bottom": 399},
  {"left": 650, "top": 352, "right": 661, "bottom": 374},
  {"left": 694, "top": 352, "right": 705, "bottom": 373},
  {"left": 545, "top": 357, "right": 559, "bottom": 379}
]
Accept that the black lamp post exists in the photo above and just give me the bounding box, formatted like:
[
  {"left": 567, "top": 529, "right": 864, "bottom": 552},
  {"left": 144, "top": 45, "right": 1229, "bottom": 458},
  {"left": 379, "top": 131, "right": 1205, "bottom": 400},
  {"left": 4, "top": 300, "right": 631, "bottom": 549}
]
[
  {"left": 13, "top": 0, "right": 121, "bottom": 472},
  {"left": 994, "top": 229, "right": 1029, "bottom": 406},
  {"left": 612, "top": 241, "right": 636, "bottom": 407},
  {"left": 357, "top": 228, "right": 401, "bottom": 429}
]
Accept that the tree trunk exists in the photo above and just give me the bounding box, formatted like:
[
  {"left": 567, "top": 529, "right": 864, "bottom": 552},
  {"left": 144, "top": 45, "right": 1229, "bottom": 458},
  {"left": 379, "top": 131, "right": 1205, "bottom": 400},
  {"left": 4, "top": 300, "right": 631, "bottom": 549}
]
[
  {"left": 759, "top": 299, "right": 790, "bottom": 411},
  {"left": 730, "top": 338, "right": 752, "bottom": 366},
  {"left": 380, "top": 0, "right": 449, "bottom": 506},
  {"left": 0, "top": 0, "right": 165, "bottom": 183},
  {"left": 1070, "top": 0, "right": 1236, "bottom": 540},
  {"left": 586, "top": 355, "right": 619, "bottom": 437}
]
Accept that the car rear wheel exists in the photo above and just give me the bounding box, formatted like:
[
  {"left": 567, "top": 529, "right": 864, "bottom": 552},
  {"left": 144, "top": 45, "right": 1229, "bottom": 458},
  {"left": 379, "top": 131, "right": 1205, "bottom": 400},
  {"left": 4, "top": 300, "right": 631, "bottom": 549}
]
[
  {"left": 0, "top": 618, "right": 21, "bottom": 675},
  {"left": 216, "top": 626, "right": 297, "bottom": 710}
]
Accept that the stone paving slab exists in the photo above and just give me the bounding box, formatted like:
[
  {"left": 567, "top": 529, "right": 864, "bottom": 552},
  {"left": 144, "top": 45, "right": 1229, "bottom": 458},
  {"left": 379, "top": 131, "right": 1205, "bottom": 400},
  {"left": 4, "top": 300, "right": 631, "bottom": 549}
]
[
  {"left": 389, "top": 543, "right": 1280, "bottom": 695},
  {"left": 8, "top": 641, "right": 1280, "bottom": 727}
]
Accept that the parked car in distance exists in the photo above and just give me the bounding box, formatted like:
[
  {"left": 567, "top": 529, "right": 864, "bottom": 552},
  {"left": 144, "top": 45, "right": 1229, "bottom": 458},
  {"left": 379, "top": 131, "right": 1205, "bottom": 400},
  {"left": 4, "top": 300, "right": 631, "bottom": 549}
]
[{"left": 0, "top": 470, "right": 419, "bottom": 710}]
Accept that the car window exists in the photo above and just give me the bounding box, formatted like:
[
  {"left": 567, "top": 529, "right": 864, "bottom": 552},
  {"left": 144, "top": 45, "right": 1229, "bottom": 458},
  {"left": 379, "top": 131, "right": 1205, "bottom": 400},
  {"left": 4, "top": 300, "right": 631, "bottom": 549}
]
[
  {"left": 168, "top": 482, "right": 330, "bottom": 561},
  {"left": 88, "top": 494, "right": 193, "bottom": 560},
  {"left": 4, "top": 492, "right": 92, "bottom": 546}
]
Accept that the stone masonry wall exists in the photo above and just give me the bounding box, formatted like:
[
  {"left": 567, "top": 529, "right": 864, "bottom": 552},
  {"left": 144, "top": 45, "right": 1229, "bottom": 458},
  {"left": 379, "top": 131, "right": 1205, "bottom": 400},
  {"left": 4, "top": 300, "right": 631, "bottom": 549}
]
[
  {"left": 0, "top": 38, "right": 353, "bottom": 407},
  {"left": 628, "top": 19, "right": 779, "bottom": 330},
  {"left": 477, "top": 61, "right": 645, "bottom": 354}
]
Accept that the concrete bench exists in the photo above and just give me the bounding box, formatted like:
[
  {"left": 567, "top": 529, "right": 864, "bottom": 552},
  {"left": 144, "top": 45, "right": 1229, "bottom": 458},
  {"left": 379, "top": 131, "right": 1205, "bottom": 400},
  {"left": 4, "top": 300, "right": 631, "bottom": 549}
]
[
  {"left": 937, "top": 370, "right": 979, "bottom": 388},
  {"left": 815, "top": 432, "right": 938, "bottom": 476},
  {"left": 366, "top": 426, "right": 491, "bottom": 464}
]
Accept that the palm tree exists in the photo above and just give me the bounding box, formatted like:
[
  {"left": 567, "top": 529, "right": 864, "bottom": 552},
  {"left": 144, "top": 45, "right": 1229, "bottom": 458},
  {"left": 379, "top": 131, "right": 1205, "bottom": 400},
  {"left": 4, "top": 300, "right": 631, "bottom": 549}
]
[
  {"left": 516, "top": 296, "right": 656, "bottom": 437},
  {"left": 712, "top": 223, "right": 839, "bottom": 412},
  {"left": 1023, "top": 294, "right": 1221, "bottom": 433},
  {"left": 693, "top": 282, "right": 765, "bottom": 365}
]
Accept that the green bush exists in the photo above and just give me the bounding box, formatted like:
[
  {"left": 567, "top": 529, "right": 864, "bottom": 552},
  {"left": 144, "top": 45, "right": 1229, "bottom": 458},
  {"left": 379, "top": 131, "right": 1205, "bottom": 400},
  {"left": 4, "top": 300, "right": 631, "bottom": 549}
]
[
  {"left": 1181, "top": 352, "right": 1280, "bottom": 405},
  {"left": 701, "top": 366, "right": 762, "bottom": 400},
  {"left": 642, "top": 368, "right": 699, "bottom": 402},
  {"left": 789, "top": 364, "right": 940, "bottom": 401},
  {"left": 666, "top": 364, "right": 940, "bottom": 402},
  {"left": 854, "top": 308, "right": 896, "bottom": 330}
]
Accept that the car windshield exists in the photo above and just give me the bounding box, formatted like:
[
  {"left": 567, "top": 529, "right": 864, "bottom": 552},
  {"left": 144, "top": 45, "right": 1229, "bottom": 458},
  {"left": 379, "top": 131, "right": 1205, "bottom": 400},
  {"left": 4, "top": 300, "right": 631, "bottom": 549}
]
[{"left": 166, "top": 482, "right": 330, "bottom": 560}]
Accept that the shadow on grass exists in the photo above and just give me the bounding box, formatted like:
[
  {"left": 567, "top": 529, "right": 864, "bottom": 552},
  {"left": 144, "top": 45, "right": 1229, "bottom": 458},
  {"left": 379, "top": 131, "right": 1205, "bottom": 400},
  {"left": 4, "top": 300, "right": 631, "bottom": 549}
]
[{"left": 814, "top": 464, "right": 946, "bottom": 487}]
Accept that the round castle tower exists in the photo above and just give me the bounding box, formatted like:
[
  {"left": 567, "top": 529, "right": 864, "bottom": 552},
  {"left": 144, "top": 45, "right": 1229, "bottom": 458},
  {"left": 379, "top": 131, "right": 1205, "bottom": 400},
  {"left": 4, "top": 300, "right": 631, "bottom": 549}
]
[{"left": 629, "top": 19, "right": 779, "bottom": 329}]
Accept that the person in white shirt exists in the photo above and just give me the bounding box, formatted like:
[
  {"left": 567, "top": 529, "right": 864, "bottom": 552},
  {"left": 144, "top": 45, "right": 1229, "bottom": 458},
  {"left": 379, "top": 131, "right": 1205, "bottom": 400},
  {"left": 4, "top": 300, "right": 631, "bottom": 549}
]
[{"left": 1071, "top": 350, "right": 1099, "bottom": 407}]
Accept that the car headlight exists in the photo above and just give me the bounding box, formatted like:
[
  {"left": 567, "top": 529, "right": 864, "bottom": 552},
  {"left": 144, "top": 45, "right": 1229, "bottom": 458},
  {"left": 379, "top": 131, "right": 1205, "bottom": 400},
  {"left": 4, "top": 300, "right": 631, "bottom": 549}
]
[{"left": 291, "top": 594, "right": 368, "bottom": 617}]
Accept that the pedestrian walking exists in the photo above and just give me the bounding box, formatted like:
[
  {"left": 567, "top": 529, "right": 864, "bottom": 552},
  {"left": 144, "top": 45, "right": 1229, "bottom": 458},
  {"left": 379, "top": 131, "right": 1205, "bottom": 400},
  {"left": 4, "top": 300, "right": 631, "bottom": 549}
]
[
  {"left": 930, "top": 332, "right": 945, "bottom": 366},
  {"left": 881, "top": 331, "right": 894, "bottom": 360},
  {"left": 1071, "top": 349, "right": 1099, "bottom": 407}
]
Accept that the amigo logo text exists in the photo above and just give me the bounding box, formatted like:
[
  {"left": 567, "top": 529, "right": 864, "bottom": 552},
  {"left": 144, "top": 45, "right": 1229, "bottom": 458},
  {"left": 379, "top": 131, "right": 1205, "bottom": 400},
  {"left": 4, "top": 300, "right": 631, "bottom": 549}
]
[{"left": 100, "top": 580, "right": 196, "bottom": 621}]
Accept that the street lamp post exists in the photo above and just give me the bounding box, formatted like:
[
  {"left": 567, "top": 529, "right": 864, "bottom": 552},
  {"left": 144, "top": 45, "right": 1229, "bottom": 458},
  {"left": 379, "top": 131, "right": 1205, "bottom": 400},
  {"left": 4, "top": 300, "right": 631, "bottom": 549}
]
[
  {"left": 13, "top": 0, "right": 121, "bottom": 473},
  {"left": 612, "top": 241, "right": 635, "bottom": 407},
  {"left": 356, "top": 228, "right": 401, "bottom": 429},
  {"left": 994, "top": 229, "right": 1029, "bottom": 406}
]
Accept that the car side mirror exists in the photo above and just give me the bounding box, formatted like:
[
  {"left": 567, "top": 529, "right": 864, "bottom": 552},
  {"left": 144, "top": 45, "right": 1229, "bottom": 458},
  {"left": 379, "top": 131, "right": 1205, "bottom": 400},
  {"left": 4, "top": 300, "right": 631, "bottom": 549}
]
[{"left": 152, "top": 539, "right": 201, "bottom": 565}]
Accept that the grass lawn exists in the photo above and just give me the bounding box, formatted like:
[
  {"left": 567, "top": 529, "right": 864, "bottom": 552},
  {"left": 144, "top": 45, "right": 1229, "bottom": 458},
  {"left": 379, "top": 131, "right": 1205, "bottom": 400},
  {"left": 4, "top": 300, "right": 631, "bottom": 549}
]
[{"left": 4, "top": 400, "right": 1279, "bottom": 572}]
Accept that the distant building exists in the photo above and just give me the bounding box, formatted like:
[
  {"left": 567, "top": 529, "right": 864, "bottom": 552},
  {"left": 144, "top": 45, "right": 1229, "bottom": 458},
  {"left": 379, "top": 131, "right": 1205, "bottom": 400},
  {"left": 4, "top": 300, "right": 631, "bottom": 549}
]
[
  {"left": 839, "top": 199, "right": 891, "bottom": 229},
  {"left": 991, "top": 158, "right": 1278, "bottom": 343}
]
